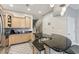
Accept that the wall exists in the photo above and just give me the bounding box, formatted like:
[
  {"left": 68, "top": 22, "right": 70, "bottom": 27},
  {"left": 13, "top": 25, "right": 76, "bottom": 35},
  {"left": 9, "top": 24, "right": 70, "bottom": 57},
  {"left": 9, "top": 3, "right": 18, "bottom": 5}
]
[
  {"left": 65, "top": 6, "right": 78, "bottom": 45},
  {"left": 75, "top": 10, "right": 79, "bottom": 45},
  {"left": 42, "top": 12, "right": 67, "bottom": 36},
  {"left": 42, "top": 6, "right": 78, "bottom": 45},
  {"left": 35, "top": 19, "right": 42, "bottom": 33}
]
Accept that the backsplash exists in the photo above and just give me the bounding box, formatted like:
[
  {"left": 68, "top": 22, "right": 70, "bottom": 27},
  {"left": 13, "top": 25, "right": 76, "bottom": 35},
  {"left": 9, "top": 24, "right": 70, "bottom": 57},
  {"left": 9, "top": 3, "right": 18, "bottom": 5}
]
[{"left": 4, "top": 28, "right": 32, "bottom": 35}]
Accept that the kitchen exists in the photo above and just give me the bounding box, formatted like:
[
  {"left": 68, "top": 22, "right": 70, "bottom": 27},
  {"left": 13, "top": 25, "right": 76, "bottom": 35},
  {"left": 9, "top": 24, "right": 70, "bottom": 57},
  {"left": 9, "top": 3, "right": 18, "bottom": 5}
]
[{"left": 0, "top": 4, "right": 79, "bottom": 54}]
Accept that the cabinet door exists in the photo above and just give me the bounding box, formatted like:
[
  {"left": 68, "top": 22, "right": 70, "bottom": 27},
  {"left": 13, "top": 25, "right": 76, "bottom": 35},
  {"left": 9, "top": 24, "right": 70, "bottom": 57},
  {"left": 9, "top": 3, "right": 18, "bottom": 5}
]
[
  {"left": 12, "top": 17, "right": 26, "bottom": 28},
  {"left": 4, "top": 13, "right": 13, "bottom": 28},
  {"left": 25, "top": 17, "right": 31, "bottom": 28},
  {"left": 20, "top": 17, "right": 26, "bottom": 28},
  {"left": 4, "top": 15, "right": 10, "bottom": 28},
  {"left": 12, "top": 17, "right": 21, "bottom": 28},
  {"left": 3, "top": 15, "right": 7, "bottom": 28}
]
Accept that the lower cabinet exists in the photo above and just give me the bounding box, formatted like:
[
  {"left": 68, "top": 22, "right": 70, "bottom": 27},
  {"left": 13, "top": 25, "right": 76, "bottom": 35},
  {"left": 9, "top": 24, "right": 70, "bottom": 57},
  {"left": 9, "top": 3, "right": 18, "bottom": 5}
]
[{"left": 9, "top": 33, "right": 33, "bottom": 45}]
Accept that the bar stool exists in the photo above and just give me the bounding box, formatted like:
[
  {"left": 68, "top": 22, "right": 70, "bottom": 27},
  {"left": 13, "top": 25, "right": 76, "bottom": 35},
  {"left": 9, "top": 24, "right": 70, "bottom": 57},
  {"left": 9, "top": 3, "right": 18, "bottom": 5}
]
[{"left": 32, "top": 33, "right": 45, "bottom": 54}]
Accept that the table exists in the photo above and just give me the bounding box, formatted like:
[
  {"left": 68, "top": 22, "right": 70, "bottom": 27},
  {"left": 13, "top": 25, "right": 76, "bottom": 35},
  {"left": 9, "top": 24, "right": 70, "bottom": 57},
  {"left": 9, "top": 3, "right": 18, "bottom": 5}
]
[
  {"left": 43, "top": 39, "right": 55, "bottom": 54},
  {"left": 43, "top": 39, "right": 66, "bottom": 54}
]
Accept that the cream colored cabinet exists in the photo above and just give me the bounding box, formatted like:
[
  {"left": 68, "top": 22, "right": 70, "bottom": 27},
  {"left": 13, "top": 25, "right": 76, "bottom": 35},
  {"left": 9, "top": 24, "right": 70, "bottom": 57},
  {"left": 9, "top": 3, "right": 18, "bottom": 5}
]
[
  {"left": 25, "top": 16, "right": 32, "bottom": 28},
  {"left": 4, "top": 13, "right": 13, "bottom": 28},
  {"left": 9, "top": 33, "right": 33, "bottom": 45},
  {"left": 20, "top": 17, "right": 26, "bottom": 28},
  {"left": 12, "top": 17, "right": 20, "bottom": 28},
  {"left": 4, "top": 12, "right": 32, "bottom": 28},
  {"left": 12, "top": 16, "right": 32, "bottom": 28},
  {"left": 3, "top": 15, "right": 7, "bottom": 28},
  {"left": 12, "top": 17, "right": 26, "bottom": 28}
]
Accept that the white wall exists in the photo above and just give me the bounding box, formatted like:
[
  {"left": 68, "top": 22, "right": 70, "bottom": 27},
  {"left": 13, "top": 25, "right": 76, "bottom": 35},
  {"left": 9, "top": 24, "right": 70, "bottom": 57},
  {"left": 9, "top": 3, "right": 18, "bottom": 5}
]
[
  {"left": 42, "top": 6, "right": 78, "bottom": 45},
  {"left": 66, "top": 17, "right": 76, "bottom": 45},
  {"left": 75, "top": 10, "right": 79, "bottom": 45},
  {"left": 65, "top": 6, "right": 78, "bottom": 45},
  {"left": 35, "top": 19, "right": 42, "bottom": 33},
  {"left": 42, "top": 12, "right": 67, "bottom": 36}
]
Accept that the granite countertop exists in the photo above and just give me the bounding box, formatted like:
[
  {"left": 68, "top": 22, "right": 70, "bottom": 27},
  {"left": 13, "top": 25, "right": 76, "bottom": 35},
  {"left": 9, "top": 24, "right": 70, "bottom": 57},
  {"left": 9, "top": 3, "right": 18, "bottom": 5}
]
[{"left": 43, "top": 39, "right": 55, "bottom": 48}]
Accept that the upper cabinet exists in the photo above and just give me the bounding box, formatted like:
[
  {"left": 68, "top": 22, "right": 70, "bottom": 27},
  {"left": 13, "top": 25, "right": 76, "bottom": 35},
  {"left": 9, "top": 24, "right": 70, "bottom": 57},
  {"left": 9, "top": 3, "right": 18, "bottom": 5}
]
[
  {"left": 4, "top": 12, "right": 13, "bottom": 28},
  {"left": 4, "top": 11, "right": 32, "bottom": 29},
  {"left": 12, "top": 16, "right": 25, "bottom": 28},
  {"left": 12, "top": 16, "right": 32, "bottom": 28},
  {"left": 25, "top": 16, "right": 32, "bottom": 28}
]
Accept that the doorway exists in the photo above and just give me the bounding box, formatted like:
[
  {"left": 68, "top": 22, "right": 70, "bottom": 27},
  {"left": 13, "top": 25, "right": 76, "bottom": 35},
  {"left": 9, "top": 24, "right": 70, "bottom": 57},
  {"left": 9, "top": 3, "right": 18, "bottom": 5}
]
[{"left": 67, "top": 17, "right": 76, "bottom": 45}]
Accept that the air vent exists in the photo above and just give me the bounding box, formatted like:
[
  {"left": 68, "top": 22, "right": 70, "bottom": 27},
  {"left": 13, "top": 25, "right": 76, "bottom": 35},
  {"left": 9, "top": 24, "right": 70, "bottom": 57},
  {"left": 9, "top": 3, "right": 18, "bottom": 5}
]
[{"left": 60, "top": 4, "right": 65, "bottom": 7}]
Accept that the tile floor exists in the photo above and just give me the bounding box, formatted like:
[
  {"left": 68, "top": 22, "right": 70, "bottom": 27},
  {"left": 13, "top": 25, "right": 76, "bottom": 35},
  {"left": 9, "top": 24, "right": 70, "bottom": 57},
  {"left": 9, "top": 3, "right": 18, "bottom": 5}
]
[
  {"left": 8, "top": 43, "right": 64, "bottom": 54},
  {"left": 8, "top": 43, "right": 33, "bottom": 54},
  {"left": 0, "top": 42, "right": 64, "bottom": 54}
]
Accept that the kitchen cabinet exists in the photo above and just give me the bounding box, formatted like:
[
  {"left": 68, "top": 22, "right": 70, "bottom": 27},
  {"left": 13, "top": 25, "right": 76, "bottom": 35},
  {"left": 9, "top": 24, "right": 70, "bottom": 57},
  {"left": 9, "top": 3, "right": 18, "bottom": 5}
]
[
  {"left": 4, "top": 12, "right": 32, "bottom": 29},
  {"left": 4, "top": 13, "right": 13, "bottom": 28},
  {"left": 12, "top": 16, "right": 32, "bottom": 28},
  {"left": 9, "top": 33, "right": 33, "bottom": 45},
  {"left": 25, "top": 16, "right": 32, "bottom": 28},
  {"left": 12, "top": 17, "right": 26, "bottom": 28}
]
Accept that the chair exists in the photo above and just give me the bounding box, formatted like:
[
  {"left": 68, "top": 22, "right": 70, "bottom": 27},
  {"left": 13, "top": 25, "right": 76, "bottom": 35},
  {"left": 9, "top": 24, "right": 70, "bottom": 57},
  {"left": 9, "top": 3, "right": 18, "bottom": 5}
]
[
  {"left": 64, "top": 45, "right": 79, "bottom": 54},
  {"left": 32, "top": 33, "right": 45, "bottom": 54}
]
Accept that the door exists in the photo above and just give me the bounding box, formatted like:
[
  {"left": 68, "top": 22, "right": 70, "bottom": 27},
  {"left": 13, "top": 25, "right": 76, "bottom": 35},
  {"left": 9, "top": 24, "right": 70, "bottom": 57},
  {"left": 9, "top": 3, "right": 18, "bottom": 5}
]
[{"left": 67, "top": 17, "right": 76, "bottom": 45}]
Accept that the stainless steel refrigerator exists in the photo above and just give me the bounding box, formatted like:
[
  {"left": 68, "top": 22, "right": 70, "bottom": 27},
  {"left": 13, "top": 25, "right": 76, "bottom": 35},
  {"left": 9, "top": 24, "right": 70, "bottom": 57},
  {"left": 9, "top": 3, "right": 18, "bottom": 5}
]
[{"left": 0, "top": 10, "right": 4, "bottom": 47}]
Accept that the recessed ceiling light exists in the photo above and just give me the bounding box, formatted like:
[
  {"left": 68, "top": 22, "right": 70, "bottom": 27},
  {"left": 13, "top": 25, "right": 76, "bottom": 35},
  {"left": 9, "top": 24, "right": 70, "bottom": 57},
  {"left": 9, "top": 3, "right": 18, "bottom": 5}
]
[
  {"left": 38, "top": 11, "right": 42, "bottom": 14},
  {"left": 27, "top": 8, "right": 31, "bottom": 11},
  {"left": 50, "top": 4, "right": 54, "bottom": 8},
  {"left": 9, "top": 4, "right": 13, "bottom": 7}
]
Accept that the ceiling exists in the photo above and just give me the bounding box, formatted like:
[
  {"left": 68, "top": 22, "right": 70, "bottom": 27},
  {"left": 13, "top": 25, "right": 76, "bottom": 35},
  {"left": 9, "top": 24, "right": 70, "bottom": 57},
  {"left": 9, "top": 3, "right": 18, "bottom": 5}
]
[
  {"left": 1, "top": 4, "right": 54, "bottom": 19},
  {"left": 69, "top": 4, "right": 79, "bottom": 10},
  {"left": 1, "top": 4, "right": 79, "bottom": 19}
]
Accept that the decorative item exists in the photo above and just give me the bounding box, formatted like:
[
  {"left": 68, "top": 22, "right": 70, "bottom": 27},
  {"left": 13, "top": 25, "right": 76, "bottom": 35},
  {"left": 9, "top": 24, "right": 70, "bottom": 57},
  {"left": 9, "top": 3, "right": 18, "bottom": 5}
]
[{"left": 7, "top": 15, "right": 12, "bottom": 27}]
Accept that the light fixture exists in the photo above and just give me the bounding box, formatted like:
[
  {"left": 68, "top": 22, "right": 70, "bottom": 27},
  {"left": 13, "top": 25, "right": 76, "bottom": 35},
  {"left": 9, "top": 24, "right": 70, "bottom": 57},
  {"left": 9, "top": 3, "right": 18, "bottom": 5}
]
[
  {"left": 60, "top": 4, "right": 66, "bottom": 7},
  {"left": 61, "top": 7, "right": 66, "bottom": 16},
  {"left": 50, "top": 4, "right": 54, "bottom": 8},
  {"left": 9, "top": 4, "right": 13, "bottom": 7},
  {"left": 38, "top": 11, "right": 42, "bottom": 14},
  {"left": 27, "top": 8, "right": 31, "bottom": 11}
]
